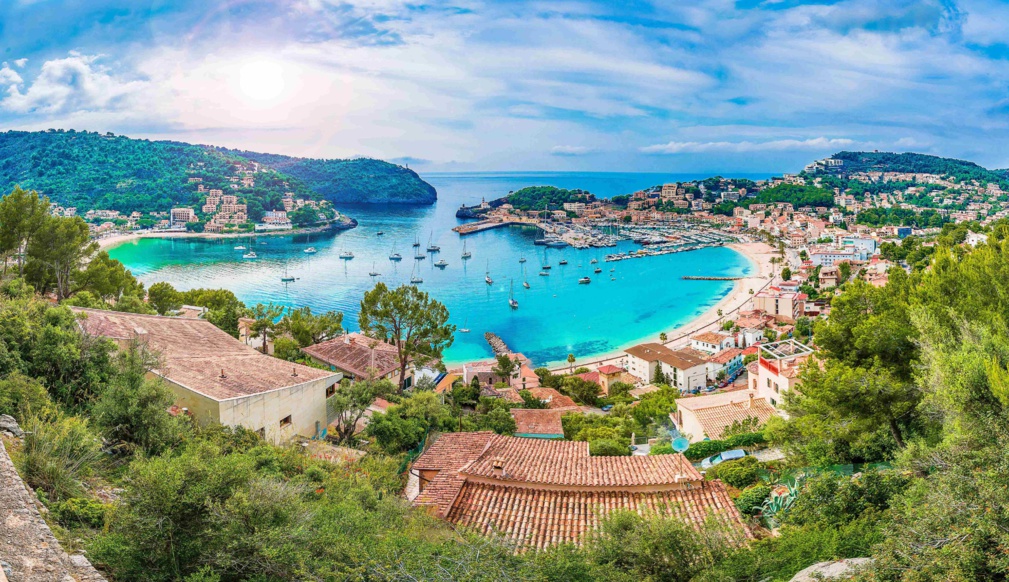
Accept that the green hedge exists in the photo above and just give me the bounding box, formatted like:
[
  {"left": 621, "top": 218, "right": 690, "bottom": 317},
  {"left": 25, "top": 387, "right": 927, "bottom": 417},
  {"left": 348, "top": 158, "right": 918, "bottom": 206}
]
[
  {"left": 735, "top": 484, "right": 772, "bottom": 516},
  {"left": 683, "top": 431, "right": 767, "bottom": 461}
]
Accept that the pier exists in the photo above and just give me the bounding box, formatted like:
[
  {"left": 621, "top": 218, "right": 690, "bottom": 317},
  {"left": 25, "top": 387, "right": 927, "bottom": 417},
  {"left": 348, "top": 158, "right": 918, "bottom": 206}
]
[
  {"left": 484, "top": 332, "right": 512, "bottom": 356},
  {"left": 453, "top": 218, "right": 536, "bottom": 235},
  {"left": 682, "top": 276, "right": 743, "bottom": 281}
]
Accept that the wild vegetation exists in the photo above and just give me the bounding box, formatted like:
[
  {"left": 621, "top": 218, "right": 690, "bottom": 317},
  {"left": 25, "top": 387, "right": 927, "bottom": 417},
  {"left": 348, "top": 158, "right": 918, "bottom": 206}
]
[{"left": 0, "top": 130, "right": 436, "bottom": 213}]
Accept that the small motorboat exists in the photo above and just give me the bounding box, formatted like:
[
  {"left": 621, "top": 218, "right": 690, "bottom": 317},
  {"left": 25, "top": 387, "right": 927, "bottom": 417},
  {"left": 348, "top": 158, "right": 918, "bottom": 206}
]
[
  {"left": 539, "top": 271, "right": 549, "bottom": 276},
  {"left": 594, "top": 267, "right": 602, "bottom": 274},
  {"left": 389, "top": 253, "right": 402, "bottom": 261},
  {"left": 559, "top": 259, "right": 568, "bottom": 265},
  {"left": 509, "top": 298, "right": 518, "bottom": 309},
  {"left": 611, "top": 277, "right": 617, "bottom": 281},
  {"left": 377, "top": 231, "right": 384, "bottom": 236},
  {"left": 579, "top": 277, "right": 591, "bottom": 284},
  {"left": 243, "top": 252, "right": 257, "bottom": 259},
  {"left": 523, "top": 281, "right": 530, "bottom": 289},
  {"left": 542, "top": 265, "right": 552, "bottom": 270},
  {"left": 610, "top": 268, "right": 615, "bottom": 272},
  {"left": 281, "top": 276, "right": 295, "bottom": 282},
  {"left": 590, "top": 258, "right": 598, "bottom": 264},
  {"left": 460, "top": 327, "right": 470, "bottom": 333},
  {"left": 435, "top": 259, "right": 448, "bottom": 268},
  {"left": 339, "top": 251, "right": 354, "bottom": 259},
  {"left": 519, "top": 257, "right": 527, "bottom": 263},
  {"left": 485, "top": 275, "right": 493, "bottom": 285},
  {"left": 304, "top": 247, "right": 317, "bottom": 254},
  {"left": 234, "top": 245, "right": 246, "bottom": 250}
]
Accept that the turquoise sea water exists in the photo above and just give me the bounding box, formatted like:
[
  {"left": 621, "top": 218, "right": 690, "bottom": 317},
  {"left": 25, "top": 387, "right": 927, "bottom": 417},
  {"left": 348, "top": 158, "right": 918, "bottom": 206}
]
[{"left": 109, "top": 172, "right": 764, "bottom": 366}]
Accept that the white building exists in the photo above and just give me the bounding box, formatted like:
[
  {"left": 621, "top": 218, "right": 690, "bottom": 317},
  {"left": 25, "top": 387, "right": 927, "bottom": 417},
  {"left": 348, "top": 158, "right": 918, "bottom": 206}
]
[{"left": 751, "top": 339, "right": 814, "bottom": 408}]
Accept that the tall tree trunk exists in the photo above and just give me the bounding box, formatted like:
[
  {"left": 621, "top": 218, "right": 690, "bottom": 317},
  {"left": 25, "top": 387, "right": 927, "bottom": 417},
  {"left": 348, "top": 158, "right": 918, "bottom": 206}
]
[{"left": 888, "top": 417, "right": 905, "bottom": 448}]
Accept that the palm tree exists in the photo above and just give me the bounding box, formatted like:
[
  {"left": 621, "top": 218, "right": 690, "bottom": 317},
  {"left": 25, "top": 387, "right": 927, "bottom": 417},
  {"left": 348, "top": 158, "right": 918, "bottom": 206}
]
[
  {"left": 659, "top": 332, "right": 667, "bottom": 343},
  {"left": 567, "top": 353, "right": 576, "bottom": 374}
]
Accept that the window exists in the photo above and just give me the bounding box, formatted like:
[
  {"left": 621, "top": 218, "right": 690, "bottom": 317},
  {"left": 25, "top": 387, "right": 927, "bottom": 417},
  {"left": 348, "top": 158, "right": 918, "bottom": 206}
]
[
  {"left": 326, "top": 385, "right": 336, "bottom": 398},
  {"left": 280, "top": 415, "right": 292, "bottom": 428}
]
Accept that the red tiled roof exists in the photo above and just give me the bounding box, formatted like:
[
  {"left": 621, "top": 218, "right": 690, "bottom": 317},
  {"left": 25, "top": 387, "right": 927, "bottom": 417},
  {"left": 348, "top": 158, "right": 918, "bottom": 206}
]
[
  {"left": 501, "top": 387, "right": 578, "bottom": 410},
  {"left": 692, "top": 332, "right": 729, "bottom": 344},
  {"left": 511, "top": 409, "right": 565, "bottom": 436},
  {"left": 596, "top": 365, "right": 624, "bottom": 375},
  {"left": 708, "top": 348, "right": 743, "bottom": 365},
  {"left": 413, "top": 432, "right": 749, "bottom": 550},
  {"left": 301, "top": 332, "right": 403, "bottom": 378},
  {"left": 447, "top": 480, "right": 746, "bottom": 551},
  {"left": 462, "top": 437, "right": 701, "bottom": 487},
  {"left": 677, "top": 391, "right": 776, "bottom": 440},
  {"left": 575, "top": 371, "right": 600, "bottom": 385},
  {"left": 72, "top": 307, "right": 337, "bottom": 401}
]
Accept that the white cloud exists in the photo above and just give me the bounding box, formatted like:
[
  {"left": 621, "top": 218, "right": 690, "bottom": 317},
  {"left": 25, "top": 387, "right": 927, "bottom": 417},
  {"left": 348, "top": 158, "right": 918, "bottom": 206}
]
[
  {"left": 0, "top": 63, "right": 23, "bottom": 85},
  {"left": 641, "top": 137, "right": 855, "bottom": 154},
  {"left": 550, "top": 145, "right": 593, "bottom": 156},
  {"left": 2, "top": 52, "right": 145, "bottom": 115},
  {"left": 12, "top": 59, "right": 27, "bottom": 68}
]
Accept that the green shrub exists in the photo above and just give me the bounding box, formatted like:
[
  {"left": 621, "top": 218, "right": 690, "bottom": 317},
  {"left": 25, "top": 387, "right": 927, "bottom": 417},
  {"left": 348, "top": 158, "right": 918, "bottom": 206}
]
[
  {"left": 683, "top": 431, "right": 766, "bottom": 460},
  {"left": 734, "top": 484, "right": 772, "bottom": 516},
  {"left": 649, "top": 443, "right": 674, "bottom": 455},
  {"left": 54, "top": 497, "right": 108, "bottom": 528},
  {"left": 590, "top": 439, "right": 629, "bottom": 456},
  {"left": 726, "top": 431, "right": 767, "bottom": 448},
  {"left": 13, "top": 414, "right": 102, "bottom": 502},
  {"left": 0, "top": 372, "right": 52, "bottom": 419},
  {"left": 706, "top": 456, "right": 760, "bottom": 489}
]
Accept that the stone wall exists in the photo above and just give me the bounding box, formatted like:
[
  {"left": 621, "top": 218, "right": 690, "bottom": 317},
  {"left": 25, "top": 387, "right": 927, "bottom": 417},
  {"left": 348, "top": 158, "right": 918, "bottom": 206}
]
[{"left": 0, "top": 439, "right": 106, "bottom": 582}]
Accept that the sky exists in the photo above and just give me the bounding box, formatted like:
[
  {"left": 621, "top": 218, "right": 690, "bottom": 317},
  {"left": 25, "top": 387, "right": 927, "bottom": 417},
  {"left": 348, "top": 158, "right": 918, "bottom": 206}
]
[{"left": 1, "top": 0, "right": 1009, "bottom": 173}]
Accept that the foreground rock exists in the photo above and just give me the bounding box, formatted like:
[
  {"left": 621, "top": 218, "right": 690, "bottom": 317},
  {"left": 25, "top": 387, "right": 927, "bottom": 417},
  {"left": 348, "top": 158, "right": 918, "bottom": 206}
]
[
  {"left": 0, "top": 415, "right": 21, "bottom": 439},
  {"left": 0, "top": 439, "right": 106, "bottom": 581},
  {"left": 790, "top": 558, "right": 873, "bottom": 581}
]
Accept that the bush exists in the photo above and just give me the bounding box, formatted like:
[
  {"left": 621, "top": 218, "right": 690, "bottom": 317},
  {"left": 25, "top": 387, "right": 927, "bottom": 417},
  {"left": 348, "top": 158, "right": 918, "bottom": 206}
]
[
  {"left": 590, "top": 439, "right": 629, "bottom": 456},
  {"left": 683, "top": 432, "right": 767, "bottom": 460},
  {"left": 0, "top": 372, "right": 52, "bottom": 419},
  {"left": 54, "top": 497, "right": 108, "bottom": 528},
  {"left": 735, "top": 484, "right": 772, "bottom": 516},
  {"left": 706, "top": 456, "right": 761, "bottom": 489},
  {"left": 13, "top": 414, "right": 102, "bottom": 502},
  {"left": 649, "top": 443, "right": 674, "bottom": 456}
]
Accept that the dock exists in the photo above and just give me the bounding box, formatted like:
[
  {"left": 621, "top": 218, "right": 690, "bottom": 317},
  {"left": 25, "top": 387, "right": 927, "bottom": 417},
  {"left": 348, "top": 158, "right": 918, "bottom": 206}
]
[
  {"left": 484, "top": 332, "right": 512, "bottom": 356},
  {"left": 453, "top": 218, "right": 534, "bottom": 235},
  {"left": 682, "top": 276, "right": 743, "bottom": 281}
]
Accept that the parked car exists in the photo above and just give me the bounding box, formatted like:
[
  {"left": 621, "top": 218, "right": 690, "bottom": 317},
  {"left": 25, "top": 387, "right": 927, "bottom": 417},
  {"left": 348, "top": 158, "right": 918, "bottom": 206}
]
[{"left": 700, "top": 448, "right": 747, "bottom": 469}]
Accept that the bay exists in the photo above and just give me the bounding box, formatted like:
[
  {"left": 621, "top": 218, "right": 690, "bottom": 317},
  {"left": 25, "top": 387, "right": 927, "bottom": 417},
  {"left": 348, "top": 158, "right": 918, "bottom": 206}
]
[{"left": 109, "top": 171, "right": 767, "bottom": 367}]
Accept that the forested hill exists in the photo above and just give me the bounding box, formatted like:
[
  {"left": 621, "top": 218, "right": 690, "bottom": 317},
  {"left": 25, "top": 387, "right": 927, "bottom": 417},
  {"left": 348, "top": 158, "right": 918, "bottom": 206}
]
[
  {"left": 227, "top": 150, "right": 437, "bottom": 205},
  {"left": 0, "top": 130, "right": 436, "bottom": 212},
  {"left": 829, "top": 151, "right": 1007, "bottom": 183}
]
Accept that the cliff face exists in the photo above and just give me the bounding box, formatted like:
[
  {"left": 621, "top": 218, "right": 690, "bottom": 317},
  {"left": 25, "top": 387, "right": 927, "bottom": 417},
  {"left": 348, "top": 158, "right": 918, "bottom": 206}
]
[
  {"left": 226, "top": 152, "right": 438, "bottom": 205},
  {"left": 0, "top": 437, "right": 107, "bottom": 582}
]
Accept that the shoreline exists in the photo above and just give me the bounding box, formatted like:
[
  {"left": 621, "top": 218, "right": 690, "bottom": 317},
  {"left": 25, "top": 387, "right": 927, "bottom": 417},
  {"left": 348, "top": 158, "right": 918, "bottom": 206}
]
[
  {"left": 97, "top": 221, "right": 354, "bottom": 251},
  {"left": 538, "top": 240, "right": 778, "bottom": 374}
]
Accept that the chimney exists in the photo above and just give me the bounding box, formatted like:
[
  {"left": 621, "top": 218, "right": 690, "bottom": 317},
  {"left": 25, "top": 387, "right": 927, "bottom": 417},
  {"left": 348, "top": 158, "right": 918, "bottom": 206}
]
[
  {"left": 344, "top": 334, "right": 350, "bottom": 345},
  {"left": 747, "top": 391, "right": 755, "bottom": 408},
  {"left": 292, "top": 367, "right": 299, "bottom": 377},
  {"left": 220, "top": 368, "right": 227, "bottom": 379},
  {"left": 491, "top": 458, "right": 506, "bottom": 478}
]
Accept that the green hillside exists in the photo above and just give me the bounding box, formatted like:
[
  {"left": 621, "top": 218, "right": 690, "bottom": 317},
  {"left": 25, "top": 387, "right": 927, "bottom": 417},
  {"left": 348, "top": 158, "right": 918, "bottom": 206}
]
[
  {"left": 225, "top": 150, "right": 437, "bottom": 205},
  {"left": 0, "top": 130, "right": 436, "bottom": 212},
  {"left": 830, "top": 151, "right": 1008, "bottom": 184}
]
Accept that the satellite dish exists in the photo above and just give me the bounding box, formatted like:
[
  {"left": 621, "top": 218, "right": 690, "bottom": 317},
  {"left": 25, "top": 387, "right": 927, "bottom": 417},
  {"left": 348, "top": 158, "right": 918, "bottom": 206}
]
[{"left": 672, "top": 437, "right": 690, "bottom": 453}]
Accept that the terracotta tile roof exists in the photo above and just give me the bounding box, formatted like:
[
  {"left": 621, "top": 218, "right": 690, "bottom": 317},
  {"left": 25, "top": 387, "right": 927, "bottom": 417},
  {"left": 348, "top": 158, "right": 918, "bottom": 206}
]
[
  {"left": 72, "top": 307, "right": 337, "bottom": 401},
  {"left": 596, "top": 365, "right": 624, "bottom": 375},
  {"left": 575, "top": 371, "right": 600, "bottom": 385},
  {"left": 447, "top": 479, "right": 746, "bottom": 551},
  {"left": 511, "top": 409, "right": 564, "bottom": 436},
  {"left": 657, "top": 348, "right": 708, "bottom": 371},
  {"left": 625, "top": 342, "right": 673, "bottom": 361},
  {"left": 692, "top": 331, "right": 730, "bottom": 344},
  {"left": 301, "top": 332, "right": 403, "bottom": 378},
  {"left": 501, "top": 387, "right": 578, "bottom": 410},
  {"left": 708, "top": 348, "right": 743, "bottom": 365},
  {"left": 676, "top": 391, "right": 776, "bottom": 440},
  {"left": 412, "top": 432, "right": 749, "bottom": 550}
]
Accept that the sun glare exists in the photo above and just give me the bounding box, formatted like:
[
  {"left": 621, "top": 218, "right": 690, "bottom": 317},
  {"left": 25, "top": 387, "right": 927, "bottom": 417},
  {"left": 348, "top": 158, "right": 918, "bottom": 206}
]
[{"left": 237, "top": 60, "right": 285, "bottom": 102}]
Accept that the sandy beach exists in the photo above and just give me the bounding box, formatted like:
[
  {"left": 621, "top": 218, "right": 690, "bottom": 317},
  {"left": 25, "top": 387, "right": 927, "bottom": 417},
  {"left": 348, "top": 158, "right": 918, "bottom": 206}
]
[
  {"left": 547, "top": 240, "right": 778, "bottom": 374},
  {"left": 97, "top": 221, "right": 353, "bottom": 251}
]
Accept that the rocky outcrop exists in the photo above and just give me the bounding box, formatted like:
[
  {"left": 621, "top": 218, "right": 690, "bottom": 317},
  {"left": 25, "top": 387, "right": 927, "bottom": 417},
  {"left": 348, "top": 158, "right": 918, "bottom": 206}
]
[
  {"left": 0, "top": 416, "right": 22, "bottom": 438},
  {"left": 789, "top": 558, "right": 873, "bottom": 581},
  {"left": 0, "top": 438, "right": 106, "bottom": 582}
]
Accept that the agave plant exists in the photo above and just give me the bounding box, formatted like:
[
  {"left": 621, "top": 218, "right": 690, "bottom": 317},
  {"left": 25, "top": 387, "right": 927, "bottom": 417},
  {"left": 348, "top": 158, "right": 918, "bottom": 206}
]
[{"left": 759, "top": 476, "right": 803, "bottom": 529}]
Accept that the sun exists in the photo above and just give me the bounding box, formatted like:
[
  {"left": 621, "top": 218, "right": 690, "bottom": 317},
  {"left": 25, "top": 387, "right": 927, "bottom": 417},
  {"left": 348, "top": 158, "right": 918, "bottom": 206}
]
[{"left": 237, "top": 60, "right": 285, "bottom": 102}]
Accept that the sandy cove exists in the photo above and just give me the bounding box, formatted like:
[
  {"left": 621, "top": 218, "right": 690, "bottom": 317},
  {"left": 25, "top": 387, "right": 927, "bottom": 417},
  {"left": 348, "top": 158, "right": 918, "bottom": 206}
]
[
  {"left": 96, "top": 221, "right": 354, "bottom": 251},
  {"left": 547, "top": 240, "right": 779, "bottom": 374}
]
